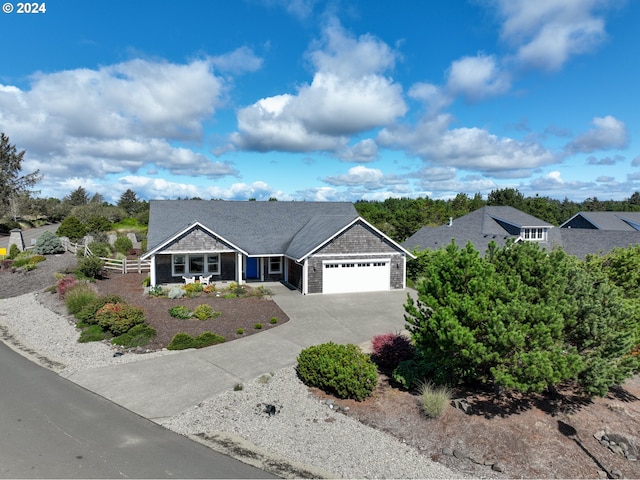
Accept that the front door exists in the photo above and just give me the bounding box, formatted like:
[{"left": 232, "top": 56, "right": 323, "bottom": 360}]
[{"left": 246, "top": 257, "right": 259, "bottom": 279}]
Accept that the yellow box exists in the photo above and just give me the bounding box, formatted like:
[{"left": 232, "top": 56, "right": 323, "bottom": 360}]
[{"left": 0, "top": 248, "right": 6, "bottom": 256}]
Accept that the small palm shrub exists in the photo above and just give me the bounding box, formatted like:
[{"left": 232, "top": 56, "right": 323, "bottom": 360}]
[
  {"left": 371, "top": 332, "right": 415, "bottom": 371},
  {"left": 418, "top": 381, "right": 452, "bottom": 419},
  {"left": 34, "top": 231, "right": 65, "bottom": 255},
  {"left": 95, "top": 303, "right": 146, "bottom": 335},
  {"left": 296, "top": 342, "right": 378, "bottom": 401},
  {"left": 112, "top": 324, "right": 157, "bottom": 347},
  {"left": 57, "top": 276, "right": 78, "bottom": 298},
  {"left": 169, "top": 305, "right": 192, "bottom": 319},
  {"left": 167, "top": 331, "right": 225, "bottom": 350},
  {"left": 64, "top": 283, "right": 98, "bottom": 315},
  {"left": 193, "top": 304, "right": 219, "bottom": 320}
]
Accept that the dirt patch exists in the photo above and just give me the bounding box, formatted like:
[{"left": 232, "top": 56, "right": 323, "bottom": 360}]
[{"left": 0, "top": 252, "right": 77, "bottom": 299}]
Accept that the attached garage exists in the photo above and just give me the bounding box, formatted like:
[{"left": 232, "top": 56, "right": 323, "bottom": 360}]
[{"left": 322, "top": 259, "right": 390, "bottom": 294}]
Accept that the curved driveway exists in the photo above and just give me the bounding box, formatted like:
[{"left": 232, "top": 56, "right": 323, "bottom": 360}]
[{"left": 65, "top": 284, "right": 411, "bottom": 422}]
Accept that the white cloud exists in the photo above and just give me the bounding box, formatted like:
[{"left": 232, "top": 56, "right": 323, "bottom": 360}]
[
  {"left": 496, "top": 0, "right": 611, "bottom": 70},
  {"left": 565, "top": 115, "right": 628, "bottom": 154},
  {"left": 209, "top": 46, "right": 263, "bottom": 74},
  {"left": 338, "top": 139, "right": 379, "bottom": 163},
  {"left": 632, "top": 156, "right": 640, "bottom": 167},
  {"left": 231, "top": 21, "right": 406, "bottom": 153},
  {"left": 446, "top": 54, "right": 510, "bottom": 101},
  {"left": 322, "top": 165, "right": 407, "bottom": 190}
]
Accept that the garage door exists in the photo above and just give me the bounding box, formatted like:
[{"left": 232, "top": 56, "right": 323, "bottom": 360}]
[{"left": 322, "top": 259, "right": 390, "bottom": 294}]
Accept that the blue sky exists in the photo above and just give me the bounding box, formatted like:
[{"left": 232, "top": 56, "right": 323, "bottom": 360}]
[{"left": 1, "top": 0, "right": 639, "bottom": 203}]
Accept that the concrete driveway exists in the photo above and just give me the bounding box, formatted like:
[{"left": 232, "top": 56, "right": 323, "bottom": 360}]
[{"left": 65, "top": 283, "right": 413, "bottom": 422}]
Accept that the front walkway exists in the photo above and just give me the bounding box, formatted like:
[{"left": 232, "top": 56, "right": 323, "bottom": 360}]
[{"left": 64, "top": 283, "right": 412, "bottom": 421}]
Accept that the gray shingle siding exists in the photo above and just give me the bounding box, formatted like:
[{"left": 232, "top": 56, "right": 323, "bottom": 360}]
[
  {"left": 316, "top": 222, "right": 399, "bottom": 255},
  {"left": 163, "top": 227, "right": 234, "bottom": 252}
]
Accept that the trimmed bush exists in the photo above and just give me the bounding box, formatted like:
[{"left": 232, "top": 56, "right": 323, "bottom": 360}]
[
  {"left": 112, "top": 324, "right": 157, "bottom": 347},
  {"left": 391, "top": 353, "right": 434, "bottom": 390},
  {"left": 270, "top": 317, "right": 278, "bottom": 324},
  {"left": 95, "top": 302, "right": 146, "bottom": 335},
  {"left": 76, "top": 256, "right": 104, "bottom": 279},
  {"left": 371, "top": 332, "right": 415, "bottom": 371},
  {"left": 418, "top": 381, "right": 452, "bottom": 419},
  {"left": 254, "top": 323, "right": 263, "bottom": 329},
  {"left": 35, "top": 231, "right": 65, "bottom": 255},
  {"left": 236, "top": 328, "right": 244, "bottom": 335},
  {"left": 9, "top": 244, "right": 20, "bottom": 259},
  {"left": 114, "top": 236, "right": 133, "bottom": 255},
  {"left": 64, "top": 283, "right": 98, "bottom": 315},
  {"left": 296, "top": 342, "right": 378, "bottom": 401},
  {"left": 87, "top": 241, "right": 112, "bottom": 258},
  {"left": 193, "top": 304, "right": 219, "bottom": 320},
  {"left": 169, "top": 305, "right": 192, "bottom": 319},
  {"left": 75, "top": 294, "right": 124, "bottom": 323},
  {"left": 167, "top": 331, "right": 226, "bottom": 350},
  {"left": 78, "top": 325, "right": 108, "bottom": 343},
  {"left": 56, "top": 216, "right": 87, "bottom": 242}
]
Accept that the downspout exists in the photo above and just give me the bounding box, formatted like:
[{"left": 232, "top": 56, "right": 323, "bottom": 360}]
[
  {"left": 150, "top": 256, "right": 156, "bottom": 287},
  {"left": 402, "top": 255, "right": 406, "bottom": 289}
]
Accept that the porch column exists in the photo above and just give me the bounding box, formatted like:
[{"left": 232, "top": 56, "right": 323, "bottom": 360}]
[
  {"left": 284, "top": 258, "right": 288, "bottom": 284},
  {"left": 402, "top": 255, "right": 406, "bottom": 289},
  {"left": 150, "top": 256, "right": 156, "bottom": 287},
  {"left": 236, "top": 253, "right": 244, "bottom": 285},
  {"left": 260, "top": 257, "right": 264, "bottom": 281},
  {"left": 302, "top": 258, "right": 308, "bottom": 295}
]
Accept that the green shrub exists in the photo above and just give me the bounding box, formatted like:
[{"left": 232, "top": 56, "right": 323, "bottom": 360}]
[
  {"left": 75, "top": 294, "right": 124, "bottom": 323},
  {"left": 270, "top": 317, "right": 278, "bottom": 324},
  {"left": 87, "top": 241, "right": 112, "bottom": 258},
  {"left": 9, "top": 244, "right": 20, "bottom": 259},
  {"left": 85, "top": 215, "right": 112, "bottom": 234},
  {"left": 35, "top": 231, "right": 65, "bottom": 254},
  {"left": 114, "top": 236, "right": 133, "bottom": 255},
  {"left": 12, "top": 255, "right": 34, "bottom": 268},
  {"left": 112, "top": 324, "right": 157, "bottom": 347},
  {"left": 76, "top": 256, "right": 104, "bottom": 279},
  {"left": 95, "top": 303, "right": 146, "bottom": 335},
  {"left": 418, "top": 381, "right": 452, "bottom": 419},
  {"left": 391, "top": 353, "right": 434, "bottom": 390},
  {"left": 78, "top": 325, "right": 108, "bottom": 343},
  {"left": 233, "top": 383, "right": 244, "bottom": 391},
  {"left": 168, "top": 305, "right": 192, "bottom": 319},
  {"left": 148, "top": 285, "right": 164, "bottom": 297},
  {"left": 183, "top": 282, "right": 203, "bottom": 298},
  {"left": 57, "top": 216, "right": 87, "bottom": 242},
  {"left": 296, "top": 342, "right": 378, "bottom": 401},
  {"left": 141, "top": 276, "right": 151, "bottom": 287},
  {"left": 254, "top": 323, "right": 263, "bottom": 329},
  {"left": 236, "top": 328, "right": 244, "bottom": 335},
  {"left": 193, "top": 304, "right": 219, "bottom": 320},
  {"left": 168, "top": 287, "right": 185, "bottom": 299},
  {"left": 167, "top": 331, "right": 226, "bottom": 350},
  {"left": 64, "top": 283, "right": 98, "bottom": 315},
  {"left": 29, "top": 255, "right": 46, "bottom": 265}
]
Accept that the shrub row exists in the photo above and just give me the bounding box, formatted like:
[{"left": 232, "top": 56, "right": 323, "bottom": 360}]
[{"left": 167, "top": 332, "right": 225, "bottom": 350}]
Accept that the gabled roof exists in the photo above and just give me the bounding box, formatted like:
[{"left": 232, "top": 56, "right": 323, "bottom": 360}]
[
  {"left": 557, "top": 229, "right": 640, "bottom": 259},
  {"left": 402, "top": 206, "right": 552, "bottom": 254},
  {"left": 560, "top": 211, "right": 640, "bottom": 231},
  {"left": 145, "top": 200, "right": 360, "bottom": 257}
]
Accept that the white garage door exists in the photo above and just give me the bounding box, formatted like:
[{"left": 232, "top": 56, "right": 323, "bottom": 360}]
[{"left": 322, "top": 259, "right": 390, "bottom": 294}]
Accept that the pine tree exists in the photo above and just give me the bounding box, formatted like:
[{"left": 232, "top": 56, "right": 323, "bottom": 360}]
[{"left": 0, "top": 133, "right": 41, "bottom": 209}]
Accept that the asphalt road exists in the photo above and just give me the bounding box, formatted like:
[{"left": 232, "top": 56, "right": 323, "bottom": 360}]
[{"left": 0, "top": 342, "right": 276, "bottom": 479}]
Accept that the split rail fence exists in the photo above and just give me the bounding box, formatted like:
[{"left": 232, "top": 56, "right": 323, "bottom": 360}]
[{"left": 61, "top": 238, "right": 150, "bottom": 274}]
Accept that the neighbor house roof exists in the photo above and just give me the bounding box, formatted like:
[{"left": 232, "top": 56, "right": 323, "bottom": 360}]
[
  {"left": 560, "top": 211, "right": 640, "bottom": 231},
  {"left": 402, "top": 206, "right": 553, "bottom": 255},
  {"left": 555, "top": 229, "right": 640, "bottom": 259},
  {"left": 145, "top": 200, "right": 360, "bottom": 257}
]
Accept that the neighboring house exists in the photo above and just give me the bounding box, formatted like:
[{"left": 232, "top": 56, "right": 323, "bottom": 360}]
[
  {"left": 402, "top": 207, "right": 640, "bottom": 260},
  {"left": 402, "top": 206, "right": 554, "bottom": 255},
  {"left": 142, "top": 200, "right": 414, "bottom": 295}
]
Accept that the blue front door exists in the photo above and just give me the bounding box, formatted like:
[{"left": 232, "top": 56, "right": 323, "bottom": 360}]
[{"left": 246, "top": 257, "right": 259, "bottom": 279}]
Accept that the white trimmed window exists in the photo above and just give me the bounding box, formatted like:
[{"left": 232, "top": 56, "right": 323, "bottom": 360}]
[
  {"left": 269, "top": 256, "right": 282, "bottom": 274},
  {"left": 172, "top": 253, "right": 220, "bottom": 276},
  {"left": 522, "top": 228, "right": 547, "bottom": 241}
]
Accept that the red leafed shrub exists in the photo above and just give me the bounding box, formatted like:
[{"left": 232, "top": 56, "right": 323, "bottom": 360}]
[
  {"left": 57, "top": 276, "right": 78, "bottom": 298},
  {"left": 371, "top": 332, "right": 415, "bottom": 371},
  {"left": 95, "top": 302, "right": 145, "bottom": 335}
]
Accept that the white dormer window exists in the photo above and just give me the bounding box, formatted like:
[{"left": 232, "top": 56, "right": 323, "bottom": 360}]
[{"left": 522, "top": 227, "right": 547, "bottom": 241}]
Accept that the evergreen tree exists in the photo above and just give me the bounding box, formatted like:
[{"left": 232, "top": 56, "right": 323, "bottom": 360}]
[
  {"left": 0, "top": 133, "right": 41, "bottom": 210},
  {"left": 65, "top": 187, "right": 90, "bottom": 207},
  {"left": 117, "top": 189, "right": 141, "bottom": 216}
]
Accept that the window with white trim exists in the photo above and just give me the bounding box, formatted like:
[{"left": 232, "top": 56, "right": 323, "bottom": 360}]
[
  {"left": 172, "top": 253, "right": 220, "bottom": 276},
  {"left": 522, "top": 228, "right": 547, "bottom": 241},
  {"left": 269, "top": 256, "right": 282, "bottom": 274}
]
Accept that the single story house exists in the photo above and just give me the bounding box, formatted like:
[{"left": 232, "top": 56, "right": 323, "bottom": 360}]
[
  {"left": 142, "top": 200, "right": 414, "bottom": 294},
  {"left": 402, "top": 206, "right": 640, "bottom": 259},
  {"left": 402, "top": 206, "right": 554, "bottom": 255}
]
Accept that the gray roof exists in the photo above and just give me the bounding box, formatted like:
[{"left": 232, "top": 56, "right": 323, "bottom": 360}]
[
  {"left": 146, "top": 200, "right": 359, "bottom": 257},
  {"left": 557, "top": 229, "right": 640, "bottom": 259},
  {"left": 560, "top": 211, "right": 640, "bottom": 231},
  {"left": 402, "top": 206, "right": 552, "bottom": 255}
]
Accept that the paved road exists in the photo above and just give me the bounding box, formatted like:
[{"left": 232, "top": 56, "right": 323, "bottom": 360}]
[{"left": 0, "top": 342, "right": 275, "bottom": 479}]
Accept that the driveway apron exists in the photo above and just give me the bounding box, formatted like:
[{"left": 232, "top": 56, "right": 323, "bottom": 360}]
[{"left": 65, "top": 284, "right": 412, "bottom": 421}]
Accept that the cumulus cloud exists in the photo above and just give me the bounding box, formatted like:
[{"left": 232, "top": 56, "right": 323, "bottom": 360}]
[
  {"left": 338, "top": 139, "right": 379, "bottom": 163},
  {"left": 209, "top": 46, "right": 263, "bottom": 74},
  {"left": 596, "top": 176, "right": 615, "bottom": 182},
  {"left": 0, "top": 57, "right": 240, "bottom": 196},
  {"left": 230, "top": 21, "right": 406, "bottom": 153},
  {"left": 496, "top": 0, "right": 611, "bottom": 70},
  {"left": 632, "top": 156, "right": 640, "bottom": 166},
  {"left": 322, "top": 165, "right": 407, "bottom": 190},
  {"left": 586, "top": 154, "right": 623, "bottom": 165},
  {"left": 565, "top": 115, "right": 628, "bottom": 154},
  {"left": 446, "top": 54, "right": 510, "bottom": 101},
  {"left": 378, "top": 114, "right": 555, "bottom": 176}
]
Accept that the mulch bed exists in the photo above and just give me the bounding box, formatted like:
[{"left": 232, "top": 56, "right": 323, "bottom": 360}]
[{"left": 91, "top": 272, "right": 289, "bottom": 350}]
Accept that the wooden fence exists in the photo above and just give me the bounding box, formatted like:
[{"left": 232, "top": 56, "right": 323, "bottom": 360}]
[{"left": 61, "top": 238, "right": 150, "bottom": 274}]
